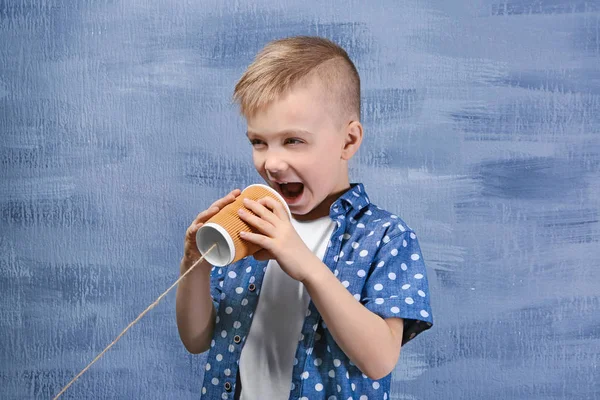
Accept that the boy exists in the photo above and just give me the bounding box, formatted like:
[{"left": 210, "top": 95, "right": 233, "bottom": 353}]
[{"left": 176, "top": 36, "right": 433, "bottom": 400}]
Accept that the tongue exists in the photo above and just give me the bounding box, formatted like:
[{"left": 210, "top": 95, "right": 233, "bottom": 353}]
[{"left": 282, "top": 183, "right": 304, "bottom": 197}]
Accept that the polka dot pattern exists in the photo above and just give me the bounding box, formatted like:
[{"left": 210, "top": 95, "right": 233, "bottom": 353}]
[{"left": 202, "top": 183, "right": 432, "bottom": 400}]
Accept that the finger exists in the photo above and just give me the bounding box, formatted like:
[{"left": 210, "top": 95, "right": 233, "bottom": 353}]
[
  {"left": 239, "top": 230, "right": 269, "bottom": 248},
  {"left": 238, "top": 207, "right": 276, "bottom": 237},
  {"left": 229, "top": 188, "right": 242, "bottom": 198},
  {"left": 185, "top": 220, "right": 204, "bottom": 239},
  {"left": 211, "top": 190, "right": 240, "bottom": 209},
  {"left": 185, "top": 228, "right": 198, "bottom": 250},
  {"left": 193, "top": 205, "right": 219, "bottom": 224},
  {"left": 195, "top": 189, "right": 241, "bottom": 224},
  {"left": 243, "top": 198, "right": 279, "bottom": 226},
  {"left": 211, "top": 188, "right": 241, "bottom": 208},
  {"left": 259, "top": 197, "right": 289, "bottom": 221}
]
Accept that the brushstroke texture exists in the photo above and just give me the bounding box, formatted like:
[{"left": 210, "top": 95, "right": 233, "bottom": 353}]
[{"left": 1, "top": 0, "right": 598, "bottom": 399}]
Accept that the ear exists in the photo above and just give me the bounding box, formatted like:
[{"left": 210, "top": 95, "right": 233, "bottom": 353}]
[{"left": 341, "top": 120, "right": 363, "bottom": 160}]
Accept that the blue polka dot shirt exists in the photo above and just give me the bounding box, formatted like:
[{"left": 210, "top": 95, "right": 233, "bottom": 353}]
[{"left": 200, "top": 183, "right": 433, "bottom": 399}]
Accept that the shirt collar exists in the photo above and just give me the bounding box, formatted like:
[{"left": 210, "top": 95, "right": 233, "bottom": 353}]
[{"left": 329, "top": 183, "right": 370, "bottom": 219}]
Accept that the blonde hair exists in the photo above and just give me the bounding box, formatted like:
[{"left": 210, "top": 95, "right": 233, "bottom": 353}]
[{"left": 233, "top": 36, "right": 360, "bottom": 121}]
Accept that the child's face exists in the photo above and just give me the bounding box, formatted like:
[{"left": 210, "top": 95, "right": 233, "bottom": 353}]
[{"left": 246, "top": 77, "right": 354, "bottom": 220}]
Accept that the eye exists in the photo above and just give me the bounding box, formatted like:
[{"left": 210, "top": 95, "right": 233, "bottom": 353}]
[
  {"left": 285, "top": 138, "right": 303, "bottom": 145},
  {"left": 249, "top": 139, "right": 265, "bottom": 147}
]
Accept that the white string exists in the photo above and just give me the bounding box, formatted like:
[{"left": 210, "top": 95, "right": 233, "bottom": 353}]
[{"left": 53, "top": 244, "right": 217, "bottom": 400}]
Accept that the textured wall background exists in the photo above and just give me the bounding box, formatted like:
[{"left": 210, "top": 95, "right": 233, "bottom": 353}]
[{"left": 1, "top": 0, "right": 599, "bottom": 399}]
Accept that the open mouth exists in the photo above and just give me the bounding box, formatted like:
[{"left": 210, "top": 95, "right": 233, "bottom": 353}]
[{"left": 277, "top": 182, "right": 304, "bottom": 200}]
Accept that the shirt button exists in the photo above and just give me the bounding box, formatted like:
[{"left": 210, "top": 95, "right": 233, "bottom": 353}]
[
  {"left": 224, "top": 381, "right": 232, "bottom": 392},
  {"left": 233, "top": 335, "right": 241, "bottom": 344},
  {"left": 248, "top": 283, "right": 256, "bottom": 292}
]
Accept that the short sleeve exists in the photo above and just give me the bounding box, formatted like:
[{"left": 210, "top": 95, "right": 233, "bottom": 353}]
[{"left": 362, "top": 230, "right": 433, "bottom": 345}]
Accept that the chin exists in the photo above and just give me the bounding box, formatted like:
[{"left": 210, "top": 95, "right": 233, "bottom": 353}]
[
  {"left": 288, "top": 202, "right": 316, "bottom": 218},
  {"left": 289, "top": 204, "right": 309, "bottom": 216}
]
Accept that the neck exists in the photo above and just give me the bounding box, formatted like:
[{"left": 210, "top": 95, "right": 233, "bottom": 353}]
[{"left": 292, "top": 183, "right": 351, "bottom": 222}]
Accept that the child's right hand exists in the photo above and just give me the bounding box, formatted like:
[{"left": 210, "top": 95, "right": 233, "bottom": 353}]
[{"left": 181, "top": 189, "right": 242, "bottom": 271}]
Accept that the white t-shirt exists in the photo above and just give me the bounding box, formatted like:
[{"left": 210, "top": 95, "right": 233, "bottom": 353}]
[{"left": 238, "top": 215, "right": 336, "bottom": 400}]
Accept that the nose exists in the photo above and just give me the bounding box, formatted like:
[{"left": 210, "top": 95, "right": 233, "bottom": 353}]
[{"left": 263, "top": 150, "right": 288, "bottom": 177}]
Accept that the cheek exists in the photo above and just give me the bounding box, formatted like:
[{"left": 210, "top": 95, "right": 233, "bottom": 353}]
[{"left": 252, "top": 152, "right": 262, "bottom": 169}]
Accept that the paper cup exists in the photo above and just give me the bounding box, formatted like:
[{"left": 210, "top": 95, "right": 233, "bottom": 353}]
[{"left": 196, "top": 184, "right": 291, "bottom": 266}]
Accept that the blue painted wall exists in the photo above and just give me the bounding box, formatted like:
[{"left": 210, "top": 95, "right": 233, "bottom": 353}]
[{"left": 1, "top": 1, "right": 599, "bottom": 399}]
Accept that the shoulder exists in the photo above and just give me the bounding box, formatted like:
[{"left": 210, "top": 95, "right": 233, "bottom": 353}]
[{"left": 350, "top": 202, "right": 415, "bottom": 243}]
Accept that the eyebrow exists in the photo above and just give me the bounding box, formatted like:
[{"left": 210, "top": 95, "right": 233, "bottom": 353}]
[{"left": 246, "top": 129, "right": 313, "bottom": 138}]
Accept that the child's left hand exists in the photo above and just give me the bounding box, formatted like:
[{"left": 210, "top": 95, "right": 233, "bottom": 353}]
[{"left": 237, "top": 197, "right": 316, "bottom": 282}]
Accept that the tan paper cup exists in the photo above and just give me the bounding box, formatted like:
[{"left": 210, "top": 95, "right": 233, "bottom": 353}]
[{"left": 196, "top": 184, "right": 291, "bottom": 266}]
